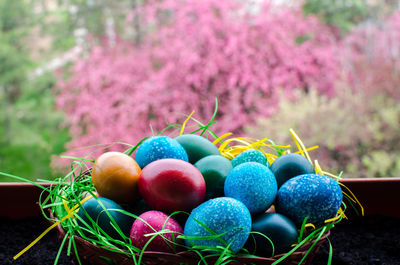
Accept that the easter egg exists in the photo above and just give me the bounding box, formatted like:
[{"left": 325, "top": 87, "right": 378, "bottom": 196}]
[
  {"left": 224, "top": 162, "right": 277, "bottom": 214},
  {"left": 270, "top": 153, "right": 315, "bottom": 188},
  {"left": 77, "top": 197, "right": 133, "bottom": 239},
  {"left": 92, "top": 152, "right": 141, "bottom": 204},
  {"left": 135, "top": 136, "right": 188, "bottom": 168},
  {"left": 275, "top": 174, "right": 343, "bottom": 226},
  {"left": 184, "top": 197, "right": 251, "bottom": 253},
  {"left": 130, "top": 210, "right": 183, "bottom": 252},
  {"left": 138, "top": 159, "right": 206, "bottom": 212},
  {"left": 231, "top": 149, "right": 268, "bottom": 168},
  {"left": 175, "top": 134, "right": 220, "bottom": 164},
  {"left": 245, "top": 213, "right": 298, "bottom": 257},
  {"left": 194, "top": 155, "right": 232, "bottom": 199}
]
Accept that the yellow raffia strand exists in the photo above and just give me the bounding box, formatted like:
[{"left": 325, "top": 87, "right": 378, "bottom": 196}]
[
  {"left": 305, "top": 223, "right": 316, "bottom": 230},
  {"left": 218, "top": 136, "right": 284, "bottom": 163},
  {"left": 289, "top": 129, "right": 313, "bottom": 166},
  {"left": 340, "top": 186, "right": 364, "bottom": 216},
  {"left": 295, "top": 145, "right": 319, "bottom": 155},
  {"left": 325, "top": 207, "right": 347, "bottom": 223},
  {"left": 179, "top": 111, "right": 195, "bottom": 135},
  {"left": 14, "top": 196, "right": 92, "bottom": 260},
  {"left": 212, "top": 132, "right": 233, "bottom": 145},
  {"left": 314, "top": 160, "right": 324, "bottom": 175}
]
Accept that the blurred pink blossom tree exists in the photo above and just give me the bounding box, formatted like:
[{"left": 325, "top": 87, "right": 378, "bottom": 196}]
[
  {"left": 56, "top": 0, "right": 340, "bottom": 157},
  {"left": 343, "top": 12, "right": 400, "bottom": 100}
]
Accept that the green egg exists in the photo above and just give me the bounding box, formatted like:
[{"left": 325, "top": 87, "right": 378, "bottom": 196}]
[
  {"left": 175, "top": 134, "right": 221, "bottom": 164},
  {"left": 194, "top": 155, "right": 232, "bottom": 199}
]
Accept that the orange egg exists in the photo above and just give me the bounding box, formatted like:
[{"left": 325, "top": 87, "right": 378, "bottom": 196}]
[{"left": 92, "top": 152, "right": 141, "bottom": 204}]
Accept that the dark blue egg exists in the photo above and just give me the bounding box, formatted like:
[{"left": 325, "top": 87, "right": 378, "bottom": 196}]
[
  {"left": 231, "top": 149, "right": 268, "bottom": 168},
  {"left": 77, "top": 197, "right": 133, "bottom": 239},
  {"left": 245, "top": 213, "right": 298, "bottom": 257},
  {"left": 270, "top": 153, "right": 315, "bottom": 188},
  {"left": 224, "top": 162, "right": 277, "bottom": 214},
  {"left": 135, "top": 136, "right": 188, "bottom": 168},
  {"left": 275, "top": 174, "right": 343, "bottom": 227},
  {"left": 184, "top": 197, "right": 251, "bottom": 253}
]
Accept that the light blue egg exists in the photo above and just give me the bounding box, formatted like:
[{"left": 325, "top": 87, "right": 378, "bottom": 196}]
[
  {"left": 135, "top": 136, "right": 188, "bottom": 168},
  {"left": 231, "top": 149, "right": 268, "bottom": 168},
  {"left": 184, "top": 197, "right": 251, "bottom": 253},
  {"left": 275, "top": 174, "right": 343, "bottom": 227},
  {"left": 224, "top": 162, "right": 277, "bottom": 214}
]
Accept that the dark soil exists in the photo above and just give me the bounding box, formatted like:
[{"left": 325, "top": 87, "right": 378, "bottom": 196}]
[{"left": 1, "top": 215, "right": 399, "bottom": 265}]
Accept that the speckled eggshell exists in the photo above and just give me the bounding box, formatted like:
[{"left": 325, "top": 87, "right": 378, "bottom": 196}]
[
  {"left": 275, "top": 174, "right": 343, "bottom": 227},
  {"left": 231, "top": 149, "right": 268, "bottom": 168},
  {"left": 224, "top": 162, "right": 277, "bottom": 214},
  {"left": 130, "top": 210, "right": 183, "bottom": 252},
  {"left": 135, "top": 136, "right": 188, "bottom": 168},
  {"left": 184, "top": 197, "right": 251, "bottom": 253}
]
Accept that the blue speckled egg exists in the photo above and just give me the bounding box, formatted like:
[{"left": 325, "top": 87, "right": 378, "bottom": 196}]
[
  {"left": 275, "top": 174, "right": 343, "bottom": 227},
  {"left": 224, "top": 162, "right": 277, "bottom": 214},
  {"left": 135, "top": 136, "right": 188, "bottom": 168},
  {"left": 231, "top": 149, "right": 268, "bottom": 168},
  {"left": 184, "top": 197, "right": 251, "bottom": 253}
]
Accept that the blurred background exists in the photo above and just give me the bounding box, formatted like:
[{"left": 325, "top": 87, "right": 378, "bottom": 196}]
[{"left": 1, "top": 0, "right": 400, "bottom": 182}]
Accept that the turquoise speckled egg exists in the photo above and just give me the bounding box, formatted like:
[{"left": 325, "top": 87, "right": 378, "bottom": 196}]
[
  {"left": 231, "top": 149, "right": 268, "bottom": 168},
  {"left": 224, "top": 162, "right": 277, "bottom": 214},
  {"left": 184, "top": 197, "right": 251, "bottom": 253},
  {"left": 275, "top": 174, "right": 343, "bottom": 227},
  {"left": 135, "top": 136, "right": 188, "bottom": 168}
]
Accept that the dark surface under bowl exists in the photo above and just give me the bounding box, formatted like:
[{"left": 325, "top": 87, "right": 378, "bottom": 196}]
[{"left": 1, "top": 214, "right": 399, "bottom": 265}]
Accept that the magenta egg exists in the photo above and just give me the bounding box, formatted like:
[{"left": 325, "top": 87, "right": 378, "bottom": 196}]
[
  {"left": 138, "top": 159, "right": 206, "bottom": 212},
  {"left": 130, "top": 210, "right": 183, "bottom": 252}
]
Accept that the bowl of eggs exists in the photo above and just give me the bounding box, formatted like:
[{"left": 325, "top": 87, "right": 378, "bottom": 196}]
[{"left": 47, "top": 112, "right": 354, "bottom": 265}]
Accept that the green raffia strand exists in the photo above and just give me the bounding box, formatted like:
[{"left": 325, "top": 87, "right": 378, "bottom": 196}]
[
  {"left": 246, "top": 231, "right": 276, "bottom": 257},
  {"left": 327, "top": 238, "right": 333, "bottom": 265},
  {"left": 298, "top": 217, "right": 309, "bottom": 243},
  {"left": 5, "top": 99, "right": 346, "bottom": 265}
]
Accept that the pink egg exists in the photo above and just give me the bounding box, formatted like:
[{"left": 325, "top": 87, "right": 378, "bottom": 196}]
[{"left": 130, "top": 210, "right": 183, "bottom": 252}]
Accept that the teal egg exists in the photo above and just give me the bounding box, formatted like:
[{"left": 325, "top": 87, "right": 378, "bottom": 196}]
[
  {"left": 270, "top": 153, "right": 315, "bottom": 188},
  {"left": 245, "top": 213, "right": 298, "bottom": 257},
  {"left": 224, "top": 162, "right": 277, "bottom": 214},
  {"left": 175, "top": 134, "right": 221, "bottom": 164},
  {"left": 77, "top": 197, "right": 133, "bottom": 239},
  {"left": 184, "top": 197, "right": 251, "bottom": 253},
  {"left": 194, "top": 155, "right": 232, "bottom": 199},
  {"left": 135, "top": 136, "right": 188, "bottom": 168},
  {"left": 231, "top": 149, "right": 268, "bottom": 168}
]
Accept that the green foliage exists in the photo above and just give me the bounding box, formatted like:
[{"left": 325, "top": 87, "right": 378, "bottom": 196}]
[
  {"left": 303, "top": 0, "right": 368, "bottom": 33},
  {"left": 0, "top": 0, "right": 70, "bottom": 182},
  {"left": 0, "top": 73, "right": 71, "bottom": 182},
  {"left": 246, "top": 87, "right": 400, "bottom": 178}
]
